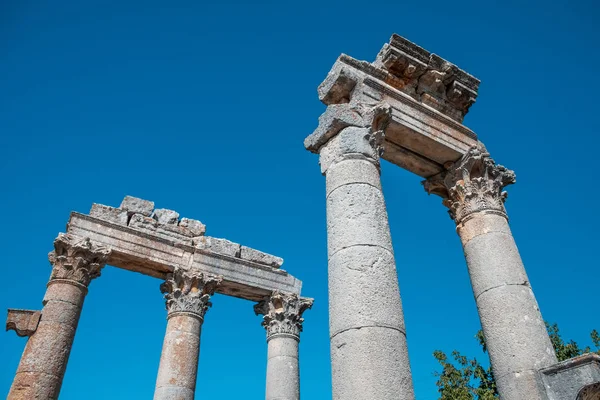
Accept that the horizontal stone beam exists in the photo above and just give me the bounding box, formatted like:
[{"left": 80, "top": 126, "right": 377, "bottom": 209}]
[
  {"left": 66, "top": 197, "right": 302, "bottom": 301},
  {"left": 310, "top": 34, "right": 481, "bottom": 178}
]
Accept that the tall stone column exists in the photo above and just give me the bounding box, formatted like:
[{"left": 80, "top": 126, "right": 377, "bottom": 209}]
[
  {"left": 424, "top": 145, "right": 558, "bottom": 400},
  {"left": 8, "top": 233, "right": 110, "bottom": 400},
  {"left": 154, "top": 268, "right": 222, "bottom": 400},
  {"left": 306, "top": 103, "right": 415, "bottom": 400},
  {"left": 254, "top": 291, "right": 313, "bottom": 400}
]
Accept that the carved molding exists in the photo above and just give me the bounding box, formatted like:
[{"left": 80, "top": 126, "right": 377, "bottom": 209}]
[
  {"left": 6, "top": 309, "right": 41, "bottom": 337},
  {"left": 48, "top": 234, "right": 111, "bottom": 287},
  {"left": 254, "top": 291, "right": 313, "bottom": 341},
  {"left": 160, "top": 267, "right": 222, "bottom": 320},
  {"left": 423, "top": 145, "right": 516, "bottom": 224}
]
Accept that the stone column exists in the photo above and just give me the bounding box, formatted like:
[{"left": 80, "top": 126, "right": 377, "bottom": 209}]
[
  {"left": 154, "top": 268, "right": 222, "bottom": 400},
  {"left": 254, "top": 291, "right": 313, "bottom": 400},
  {"left": 8, "top": 234, "right": 110, "bottom": 400},
  {"left": 306, "top": 103, "right": 415, "bottom": 400},
  {"left": 424, "top": 145, "right": 558, "bottom": 400}
]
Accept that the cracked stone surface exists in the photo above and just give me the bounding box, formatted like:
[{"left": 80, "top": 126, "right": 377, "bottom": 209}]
[{"left": 318, "top": 125, "right": 415, "bottom": 399}]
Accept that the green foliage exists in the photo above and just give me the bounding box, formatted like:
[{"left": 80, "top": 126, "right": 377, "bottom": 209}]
[
  {"left": 546, "top": 322, "right": 600, "bottom": 361},
  {"left": 433, "top": 323, "right": 599, "bottom": 399},
  {"left": 433, "top": 333, "right": 497, "bottom": 400}
]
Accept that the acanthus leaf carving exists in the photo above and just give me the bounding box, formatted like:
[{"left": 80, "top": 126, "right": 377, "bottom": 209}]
[
  {"left": 48, "top": 233, "right": 111, "bottom": 287},
  {"left": 160, "top": 267, "right": 222, "bottom": 320},
  {"left": 423, "top": 144, "right": 516, "bottom": 224},
  {"left": 254, "top": 291, "right": 313, "bottom": 340}
]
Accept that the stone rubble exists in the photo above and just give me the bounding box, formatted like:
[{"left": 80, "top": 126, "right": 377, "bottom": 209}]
[{"left": 89, "top": 196, "right": 284, "bottom": 269}]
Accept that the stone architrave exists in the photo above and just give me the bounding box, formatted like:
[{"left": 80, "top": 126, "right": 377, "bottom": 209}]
[
  {"left": 8, "top": 234, "right": 110, "bottom": 400},
  {"left": 424, "top": 145, "right": 558, "bottom": 400},
  {"left": 305, "top": 102, "right": 415, "bottom": 400},
  {"left": 254, "top": 291, "right": 313, "bottom": 400},
  {"left": 154, "top": 267, "right": 222, "bottom": 400}
]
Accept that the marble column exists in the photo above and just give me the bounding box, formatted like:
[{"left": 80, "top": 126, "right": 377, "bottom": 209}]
[
  {"left": 8, "top": 234, "right": 110, "bottom": 400},
  {"left": 154, "top": 268, "right": 222, "bottom": 400},
  {"left": 254, "top": 291, "right": 313, "bottom": 400},
  {"left": 424, "top": 145, "right": 557, "bottom": 400},
  {"left": 312, "top": 103, "right": 415, "bottom": 400}
]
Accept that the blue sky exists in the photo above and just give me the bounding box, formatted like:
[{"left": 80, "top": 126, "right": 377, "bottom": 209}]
[{"left": 1, "top": 1, "right": 598, "bottom": 399}]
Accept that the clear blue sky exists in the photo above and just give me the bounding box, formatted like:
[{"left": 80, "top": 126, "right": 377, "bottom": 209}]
[{"left": 1, "top": 1, "right": 598, "bottom": 399}]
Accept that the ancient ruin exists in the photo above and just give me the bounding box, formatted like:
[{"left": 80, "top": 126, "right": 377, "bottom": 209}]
[
  {"left": 304, "top": 34, "right": 600, "bottom": 400},
  {"left": 6, "top": 34, "right": 600, "bottom": 400},
  {"left": 6, "top": 196, "right": 313, "bottom": 400}
]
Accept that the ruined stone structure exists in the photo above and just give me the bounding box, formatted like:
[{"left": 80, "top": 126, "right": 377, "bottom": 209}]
[
  {"left": 305, "top": 34, "right": 600, "bottom": 400},
  {"left": 6, "top": 34, "right": 599, "bottom": 400},
  {"left": 6, "top": 196, "right": 312, "bottom": 400}
]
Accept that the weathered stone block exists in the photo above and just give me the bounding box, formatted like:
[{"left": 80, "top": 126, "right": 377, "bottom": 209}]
[
  {"left": 6, "top": 309, "right": 42, "bottom": 337},
  {"left": 330, "top": 326, "right": 414, "bottom": 400},
  {"left": 89, "top": 203, "right": 128, "bottom": 226},
  {"left": 195, "top": 236, "right": 240, "bottom": 258},
  {"left": 129, "top": 213, "right": 158, "bottom": 232},
  {"left": 154, "top": 225, "right": 193, "bottom": 245},
  {"left": 540, "top": 354, "right": 600, "bottom": 400},
  {"left": 120, "top": 196, "right": 154, "bottom": 216},
  {"left": 152, "top": 209, "right": 180, "bottom": 225},
  {"left": 179, "top": 218, "right": 206, "bottom": 236},
  {"left": 240, "top": 246, "right": 283, "bottom": 268}
]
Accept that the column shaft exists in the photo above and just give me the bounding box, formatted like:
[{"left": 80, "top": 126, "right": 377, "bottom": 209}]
[
  {"left": 154, "top": 314, "right": 202, "bottom": 400},
  {"left": 153, "top": 268, "right": 221, "bottom": 400},
  {"left": 8, "top": 281, "right": 86, "bottom": 400},
  {"left": 424, "top": 146, "right": 557, "bottom": 400},
  {"left": 255, "top": 291, "right": 312, "bottom": 400},
  {"left": 324, "top": 127, "right": 414, "bottom": 400},
  {"left": 266, "top": 335, "right": 300, "bottom": 400},
  {"left": 458, "top": 212, "right": 556, "bottom": 399},
  {"left": 7, "top": 233, "right": 109, "bottom": 400}
]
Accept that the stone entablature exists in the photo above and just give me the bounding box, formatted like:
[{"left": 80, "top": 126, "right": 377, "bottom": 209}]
[
  {"left": 307, "top": 34, "right": 480, "bottom": 178},
  {"left": 68, "top": 196, "right": 302, "bottom": 301},
  {"left": 374, "top": 34, "right": 480, "bottom": 122}
]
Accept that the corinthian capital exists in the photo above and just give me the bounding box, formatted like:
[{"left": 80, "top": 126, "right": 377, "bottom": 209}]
[
  {"left": 423, "top": 145, "right": 516, "bottom": 224},
  {"left": 48, "top": 234, "right": 111, "bottom": 287},
  {"left": 254, "top": 291, "right": 313, "bottom": 341},
  {"left": 160, "top": 267, "right": 222, "bottom": 320}
]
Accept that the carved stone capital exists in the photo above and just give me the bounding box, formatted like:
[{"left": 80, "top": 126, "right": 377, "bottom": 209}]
[
  {"left": 160, "top": 267, "right": 222, "bottom": 321},
  {"left": 305, "top": 101, "right": 392, "bottom": 173},
  {"left": 310, "top": 102, "right": 391, "bottom": 173},
  {"left": 48, "top": 234, "right": 111, "bottom": 287},
  {"left": 254, "top": 291, "right": 313, "bottom": 341},
  {"left": 6, "top": 309, "right": 41, "bottom": 337},
  {"left": 423, "top": 145, "right": 516, "bottom": 224}
]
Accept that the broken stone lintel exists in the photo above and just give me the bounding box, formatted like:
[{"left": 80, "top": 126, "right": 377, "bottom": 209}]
[
  {"left": 90, "top": 196, "right": 206, "bottom": 237},
  {"left": 6, "top": 309, "right": 41, "bottom": 337},
  {"left": 309, "top": 40, "right": 481, "bottom": 178},
  {"left": 67, "top": 212, "right": 298, "bottom": 301},
  {"left": 89, "top": 196, "right": 281, "bottom": 269}
]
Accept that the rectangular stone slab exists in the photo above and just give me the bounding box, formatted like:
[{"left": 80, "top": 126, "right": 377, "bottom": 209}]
[{"left": 67, "top": 213, "right": 302, "bottom": 301}]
